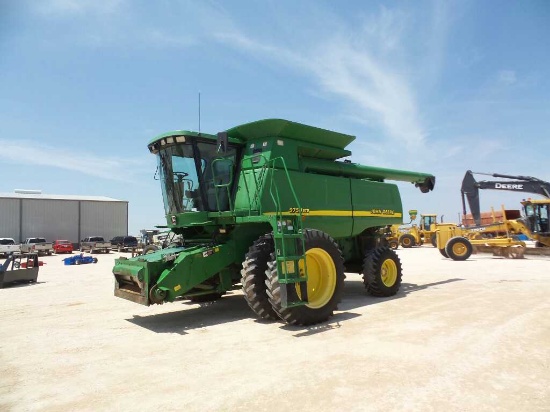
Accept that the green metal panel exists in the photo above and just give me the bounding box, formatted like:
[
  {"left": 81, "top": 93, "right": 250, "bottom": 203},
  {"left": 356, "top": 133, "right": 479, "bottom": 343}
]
[
  {"left": 350, "top": 180, "right": 403, "bottom": 236},
  {"left": 257, "top": 169, "right": 354, "bottom": 238},
  {"left": 227, "top": 119, "right": 355, "bottom": 149}
]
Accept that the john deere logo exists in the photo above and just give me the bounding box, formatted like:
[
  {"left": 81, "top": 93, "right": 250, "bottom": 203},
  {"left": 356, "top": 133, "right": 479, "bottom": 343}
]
[{"left": 171, "top": 216, "right": 177, "bottom": 224}]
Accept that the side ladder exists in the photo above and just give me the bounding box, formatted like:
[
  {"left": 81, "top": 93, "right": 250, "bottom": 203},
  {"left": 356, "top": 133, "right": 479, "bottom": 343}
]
[{"left": 266, "top": 157, "right": 309, "bottom": 308}]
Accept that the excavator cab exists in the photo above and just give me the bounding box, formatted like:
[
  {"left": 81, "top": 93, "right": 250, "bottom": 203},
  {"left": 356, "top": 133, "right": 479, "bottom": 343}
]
[{"left": 522, "top": 200, "right": 550, "bottom": 234}]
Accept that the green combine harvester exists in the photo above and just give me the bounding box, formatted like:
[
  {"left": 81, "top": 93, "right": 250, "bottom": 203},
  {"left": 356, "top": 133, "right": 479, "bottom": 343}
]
[{"left": 113, "top": 119, "right": 435, "bottom": 325}]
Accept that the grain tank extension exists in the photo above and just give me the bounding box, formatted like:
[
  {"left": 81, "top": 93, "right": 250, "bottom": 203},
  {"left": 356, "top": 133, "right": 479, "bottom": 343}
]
[{"left": 113, "top": 119, "right": 435, "bottom": 325}]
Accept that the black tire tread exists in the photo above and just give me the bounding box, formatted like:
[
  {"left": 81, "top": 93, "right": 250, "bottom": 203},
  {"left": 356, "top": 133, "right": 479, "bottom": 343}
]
[
  {"left": 241, "top": 234, "right": 278, "bottom": 320},
  {"left": 362, "top": 247, "right": 403, "bottom": 297}
]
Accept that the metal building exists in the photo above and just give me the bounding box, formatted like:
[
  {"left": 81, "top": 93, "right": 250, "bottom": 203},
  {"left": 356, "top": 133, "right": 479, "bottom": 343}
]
[{"left": 0, "top": 190, "right": 128, "bottom": 244}]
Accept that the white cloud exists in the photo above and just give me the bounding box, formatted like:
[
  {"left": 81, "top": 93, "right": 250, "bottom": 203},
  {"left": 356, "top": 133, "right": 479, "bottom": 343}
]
[
  {"left": 498, "top": 70, "right": 517, "bottom": 85},
  {"left": 0, "top": 139, "right": 142, "bottom": 182},
  {"left": 213, "top": 15, "right": 427, "bottom": 151}
]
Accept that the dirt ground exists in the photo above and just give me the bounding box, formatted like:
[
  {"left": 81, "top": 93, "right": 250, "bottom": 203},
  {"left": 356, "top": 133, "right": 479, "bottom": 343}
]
[{"left": 1, "top": 247, "right": 549, "bottom": 412}]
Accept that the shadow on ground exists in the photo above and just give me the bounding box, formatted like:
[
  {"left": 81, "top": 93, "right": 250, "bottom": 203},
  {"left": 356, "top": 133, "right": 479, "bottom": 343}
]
[{"left": 126, "top": 278, "right": 464, "bottom": 335}]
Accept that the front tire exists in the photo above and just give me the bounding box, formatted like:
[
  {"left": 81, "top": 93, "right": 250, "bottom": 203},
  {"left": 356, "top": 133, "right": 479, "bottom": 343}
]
[
  {"left": 265, "top": 230, "right": 345, "bottom": 326},
  {"left": 363, "top": 247, "right": 402, "bottom": 297},
  {"left": 400, "top": 234, "right": 416, "bottom": 248},
  {"left": 241, "top": 234, "right": 278, "bottom": 320},
  {"left": 445, "top": 237, "right": 472, "bottom": 261}
]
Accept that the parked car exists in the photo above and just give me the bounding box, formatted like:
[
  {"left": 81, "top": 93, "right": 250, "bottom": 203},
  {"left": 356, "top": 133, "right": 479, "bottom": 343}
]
[
  {"left": 110, "top": 236, "right": 138, "bottom": 252},
  {"left": 53, "top": 240, "right": 73, "bottom": 254}
]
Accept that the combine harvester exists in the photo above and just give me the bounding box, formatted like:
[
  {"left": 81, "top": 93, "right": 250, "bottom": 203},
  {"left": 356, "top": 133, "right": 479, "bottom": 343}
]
[
  {"left": 436, "top": 170, "right": 550, "bottom": 260},
  {"left": 113, "top": 119, "right": 435, "bottom": 325}
]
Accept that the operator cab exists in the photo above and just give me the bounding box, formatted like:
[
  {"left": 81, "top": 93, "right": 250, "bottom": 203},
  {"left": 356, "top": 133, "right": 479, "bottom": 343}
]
[
  {"left": 420, "top": 214, "right": 437, "bottom": 231},
  {"left": 149, "top": 134, "right": 240, "bottom": 215},
  {"left": 523, "top": 200, "right": 550, "bottom": 234}
]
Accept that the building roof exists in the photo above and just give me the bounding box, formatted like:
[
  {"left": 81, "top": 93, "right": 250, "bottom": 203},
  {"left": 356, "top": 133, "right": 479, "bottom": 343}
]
[{"left": 0, "top": 192, "right": 126, "bottom": 202}]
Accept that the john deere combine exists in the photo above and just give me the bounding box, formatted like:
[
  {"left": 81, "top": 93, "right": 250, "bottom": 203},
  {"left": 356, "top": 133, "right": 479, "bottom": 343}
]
[{"left": 113, "top": 119, "right": 435, "bottom": 325}]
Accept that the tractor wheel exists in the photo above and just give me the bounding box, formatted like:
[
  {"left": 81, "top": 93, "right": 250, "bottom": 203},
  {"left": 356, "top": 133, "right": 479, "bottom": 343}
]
[
  {"left": 143, "top": 245, "right": 159, "bottom": 255},
  {"left": 265, "top": 229, "right": 345, "bottom": 326},
  {"left": 241, "top": 234, "right": 278, "bottom": 320},
  {"left": 445, "top": 237, "right": 473, "bottom": 261},
  {"left": 430, "top": 234, "right": 437, "bottom": 247},
  {"left": 389, "top": 240, "right": 399, "bottom": 250},
  {"left": 363, "top": 247, "right": 402, "bottom": 297},
  {"left": 189, "top": 293, "right": 224, "bottom": 303},
  {"left": 400, "top": 234, "right": 416, "bottom": 248},
  {"left": 439, "top": 248, "right": 449, "bottom": 258}
]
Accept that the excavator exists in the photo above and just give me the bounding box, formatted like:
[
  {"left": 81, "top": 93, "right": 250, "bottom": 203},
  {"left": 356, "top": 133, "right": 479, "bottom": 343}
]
[{"left": 436, "top": 170, "right": 550, "bottom": 260}]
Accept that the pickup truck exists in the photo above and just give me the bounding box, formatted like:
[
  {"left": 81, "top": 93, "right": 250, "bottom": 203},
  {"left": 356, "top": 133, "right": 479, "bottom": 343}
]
[
  {"left": 20, "top": 237, "right": 53, "bottom": 255},
  {"left": 80, "top": 236, "right": 111, "bottom": 254},
  {"left": 0, "top": 238, "right": 21, "bottom": 258}
]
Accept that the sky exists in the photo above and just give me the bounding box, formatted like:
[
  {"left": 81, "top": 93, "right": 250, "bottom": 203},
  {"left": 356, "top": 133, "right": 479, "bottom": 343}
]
[{"left": 1, "top": 0, "right": 549, "bottom": 234}]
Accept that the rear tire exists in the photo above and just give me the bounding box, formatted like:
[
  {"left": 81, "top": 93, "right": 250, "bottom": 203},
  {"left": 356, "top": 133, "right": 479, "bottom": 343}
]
[
  {"left": 241, "top": 234, "right": 278, "bottom": 320},
  {"left": 400, "top": 234, "right": 416, "bottom": 248},
  {"left": 363, "top": 247, "right": 402, "bottom": 297},
  {"left": 445, "top": 237, "right": 472, "bottom": 261},
  {"left": 265, "top": 230, "right": 345, "bottom": 326},
  {"left": 389, "top": 240, "right": 399, "bottom": 250},
  {"left": 439, "top": 248, "right": 449, "bottom": 258}
]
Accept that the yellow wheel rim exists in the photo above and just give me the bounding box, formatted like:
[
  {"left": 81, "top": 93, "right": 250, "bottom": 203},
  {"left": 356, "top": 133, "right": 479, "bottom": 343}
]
[
  {"left": 296, "top": 247, "right": 336, "bottom": 309},
  {"left": 381, "top": 258, "right": 397, "bottom": 287},
  {"left": 452, "top": 242, "right": 467, "bottom": 256},
  {"left": 402, "top": 238, "right": 410, "bottom": 246}
]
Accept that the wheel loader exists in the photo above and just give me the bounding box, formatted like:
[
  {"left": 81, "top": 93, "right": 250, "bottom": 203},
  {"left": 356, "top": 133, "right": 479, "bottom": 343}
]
[
  {"left": 397, "top": 211, "right": 440, "bottom": 248},
  {"left": 113, "top": 119, "right": 435, "bottom": 325},
  {"left": 436, "top": 170, "right": 550, "bottom": 260}
]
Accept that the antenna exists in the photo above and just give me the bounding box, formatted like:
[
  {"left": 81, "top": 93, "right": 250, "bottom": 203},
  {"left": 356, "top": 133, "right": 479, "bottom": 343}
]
[{"left": 198, "top": 91, "right": 201, "bottom": 135}]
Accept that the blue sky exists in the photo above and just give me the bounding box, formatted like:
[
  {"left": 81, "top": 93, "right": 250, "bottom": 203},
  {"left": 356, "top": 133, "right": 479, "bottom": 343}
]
[{"left": 1, "top": 0, "right": 549, "bottom": 234}]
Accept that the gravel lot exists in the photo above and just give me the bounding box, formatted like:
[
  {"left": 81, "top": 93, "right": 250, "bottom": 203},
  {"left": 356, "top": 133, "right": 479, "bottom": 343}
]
[{"left": 1, "top": 247, "right": 549, "bottom": 411}]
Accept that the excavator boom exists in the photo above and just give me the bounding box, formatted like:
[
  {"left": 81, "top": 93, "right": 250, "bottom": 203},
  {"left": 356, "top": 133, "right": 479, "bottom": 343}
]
[{"left": 461, "top": 170, "right": 550, "bottom": 225}]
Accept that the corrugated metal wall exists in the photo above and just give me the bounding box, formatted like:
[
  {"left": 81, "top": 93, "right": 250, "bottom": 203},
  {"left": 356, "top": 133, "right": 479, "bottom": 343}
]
[
  {"left": 0, "top": 197, "right": 128, "bottom": 244},
  {"left": 22, "top": 199, "right": 79, "bottom": 242},
  {"left": 80, "top": 201, "right": 127, "bottom": 242},
  {"left": 0, "top": 198, "right": 21, "bottom": 240}
]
